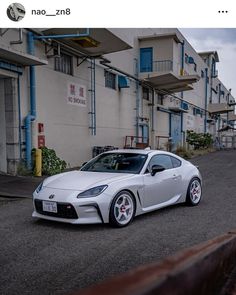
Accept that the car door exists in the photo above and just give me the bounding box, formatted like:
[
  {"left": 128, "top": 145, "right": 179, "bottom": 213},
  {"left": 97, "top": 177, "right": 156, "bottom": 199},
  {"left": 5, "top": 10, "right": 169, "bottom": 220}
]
[{"left": 142, "top": 154, "right": 182, "bottom": 208}]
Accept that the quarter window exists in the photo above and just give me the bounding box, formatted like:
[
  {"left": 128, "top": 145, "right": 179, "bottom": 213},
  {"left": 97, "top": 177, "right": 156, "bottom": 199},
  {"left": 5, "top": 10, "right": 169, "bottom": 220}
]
[
  {"left": 171, "top": 156, "right": 181, "bottom": 168},
  {"left": 55, "top": 53, "right": 73, "bottom": 75},
  {"left": 148, "top": 155, "right": 173, "bottom": 171}
]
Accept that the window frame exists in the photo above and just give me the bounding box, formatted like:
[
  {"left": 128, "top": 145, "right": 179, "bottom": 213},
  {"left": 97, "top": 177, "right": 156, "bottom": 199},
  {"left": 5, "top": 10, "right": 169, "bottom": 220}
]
[
  {"left": 54, "top": 52, "right": 73, "bottom": 76},
  {"left": 104, "top": 70, "right": 117, "bottom": 90}
]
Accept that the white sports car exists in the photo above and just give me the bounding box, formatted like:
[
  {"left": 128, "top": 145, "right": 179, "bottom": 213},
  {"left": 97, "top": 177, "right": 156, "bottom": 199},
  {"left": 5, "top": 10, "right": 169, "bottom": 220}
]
[{"left": 32, "top": 149, "right": 202, "bottom": 227}]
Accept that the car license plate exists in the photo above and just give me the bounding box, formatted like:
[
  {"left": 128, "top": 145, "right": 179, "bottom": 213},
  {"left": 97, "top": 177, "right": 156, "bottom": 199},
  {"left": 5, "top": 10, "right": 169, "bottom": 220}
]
[{"left": 42, "top": 201, "right": 57, "bottom": 213}]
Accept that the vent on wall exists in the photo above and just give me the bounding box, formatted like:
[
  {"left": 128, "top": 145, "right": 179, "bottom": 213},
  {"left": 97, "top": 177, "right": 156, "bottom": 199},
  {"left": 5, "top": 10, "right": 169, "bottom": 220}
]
[{"left": 118, "top": 76, "right": 130, "bottom": 89}]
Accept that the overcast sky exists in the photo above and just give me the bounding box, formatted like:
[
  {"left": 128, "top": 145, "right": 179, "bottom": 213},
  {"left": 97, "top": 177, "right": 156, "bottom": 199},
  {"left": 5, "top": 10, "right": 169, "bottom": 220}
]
[{"left": 179, "top": 28, "right": 236, "bottom": 98}]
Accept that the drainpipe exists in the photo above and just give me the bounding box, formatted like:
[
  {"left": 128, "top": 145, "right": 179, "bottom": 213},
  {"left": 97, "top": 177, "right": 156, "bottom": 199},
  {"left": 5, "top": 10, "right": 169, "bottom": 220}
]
[
  {"left": 204, "top": 68, "right": 208, "bottom": 133},
  {"left": 17, "top": 74, "right": 22, "bottom": 160},
  {"left": 180, "top": 40, "right": 185, "bottom": 144},
  {"left": 218, "top": 83, "right": 221, "bottom": 131},
  {"left": 169, "top": 113, "right": 172, "bottom": 152},
  {"left": 151, "top": 90, "right": 154, "bottom": 132},
  {"left": 136, "top": 81, "right": 140, "bottom": 138},
  {"left": 25, "top": 32, "right": 36, "bottom": 169},
  {"left": 134, "top": 58, "right": 140, "bottom": 139},
  {"left": 180, "top": 40, "right": 185, "bottom": 76}
]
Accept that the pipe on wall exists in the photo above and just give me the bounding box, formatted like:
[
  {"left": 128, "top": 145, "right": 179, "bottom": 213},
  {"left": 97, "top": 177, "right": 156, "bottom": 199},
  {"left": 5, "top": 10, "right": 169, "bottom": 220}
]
[
  {"left": 25, "top": 32, "right": 36, "bottom": 169},
  {"left": 89, "top": 58, "right": 96, "bottom": 136},
  {"left": 180, "top": 40, "right": 185, "bottom": 143},
  {"left": 17, "top": 74, "right": 22, "bottom": 160},
  {"left": 180, "top": 40, "right": 185, "bottom": 76},
  {"left": 218, "top": 83, "right": 221, "bottom": 131},
  {"left": 204, "top": 68, "right": 208, "bottom": 133}
]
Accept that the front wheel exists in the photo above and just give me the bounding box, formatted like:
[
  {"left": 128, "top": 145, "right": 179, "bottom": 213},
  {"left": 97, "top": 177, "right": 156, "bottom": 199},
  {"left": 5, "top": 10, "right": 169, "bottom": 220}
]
[
  {"left": 109, "top": 191, "right": 135, "bottom": 227},
  {"left": 186, "top": 177, "right": 202, "bottom": 206}
]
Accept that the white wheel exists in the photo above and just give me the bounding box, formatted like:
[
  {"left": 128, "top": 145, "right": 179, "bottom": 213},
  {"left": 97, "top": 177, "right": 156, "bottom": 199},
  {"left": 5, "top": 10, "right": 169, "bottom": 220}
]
[
  {"left": 109, "top": 191, "right": 135, "bottom": 227},
  {"left": 187, "top": 178, "right": 202, "bottom": 206}
]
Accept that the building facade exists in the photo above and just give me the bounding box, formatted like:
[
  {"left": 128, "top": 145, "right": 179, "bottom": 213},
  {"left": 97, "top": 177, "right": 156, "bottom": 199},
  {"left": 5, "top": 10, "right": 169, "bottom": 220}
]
[{"left": 0, "top": 28, "right": 235, "bottom": 174}]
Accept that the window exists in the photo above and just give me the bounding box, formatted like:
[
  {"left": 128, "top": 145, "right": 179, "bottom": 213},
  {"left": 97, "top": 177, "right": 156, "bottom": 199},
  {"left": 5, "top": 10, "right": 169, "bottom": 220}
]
[
  {"left": 171, "top": 156, "right": 181, "bottom": 168},
  {"left": 148, "top": 155, "right": 173, "bottom": 171},
  {"left": 55, "top": 53, "right": 73, "bottom": 75},
  {"left": 105, "top": 70, "right": 116, "bottom": 90},
  {"left": 143, "top": 87, "right": 149, "bottom": 100}
]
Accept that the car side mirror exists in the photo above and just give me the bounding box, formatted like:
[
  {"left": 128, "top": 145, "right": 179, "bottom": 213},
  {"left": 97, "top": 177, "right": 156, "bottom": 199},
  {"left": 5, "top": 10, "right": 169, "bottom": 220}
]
[{"left": 151, "top": 165, "right": 165, "bottom": 176}]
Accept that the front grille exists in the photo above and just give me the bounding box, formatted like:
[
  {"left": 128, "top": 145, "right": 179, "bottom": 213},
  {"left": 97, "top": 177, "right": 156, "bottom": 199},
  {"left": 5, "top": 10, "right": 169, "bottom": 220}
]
[{"left": 34, "top": 199, "right": 78, "bottom": 219}]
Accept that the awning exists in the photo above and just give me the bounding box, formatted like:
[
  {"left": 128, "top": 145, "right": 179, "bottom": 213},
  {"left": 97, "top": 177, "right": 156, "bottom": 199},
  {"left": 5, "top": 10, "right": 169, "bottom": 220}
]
[
  {"left": 0, "top": 43, "right": 48, "bottom": 66},
  {"left": 40, "top": 28, "right": 132, "bottom": 56},
  {"left": 141, "top": 72, "right": 199, "bottom": 93},
  {"left": 208, "top": 103, "right": 234, "bottom": 114}
]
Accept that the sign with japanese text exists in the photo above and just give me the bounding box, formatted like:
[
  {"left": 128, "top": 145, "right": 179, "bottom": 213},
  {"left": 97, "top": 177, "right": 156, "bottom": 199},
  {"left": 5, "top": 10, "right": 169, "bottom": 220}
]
[{"left": 67, "top": 82, "right": 87, "bottom": 107}]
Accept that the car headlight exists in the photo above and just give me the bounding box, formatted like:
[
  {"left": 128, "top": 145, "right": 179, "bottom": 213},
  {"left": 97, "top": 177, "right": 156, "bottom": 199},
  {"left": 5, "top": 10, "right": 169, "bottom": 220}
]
[
  {"left": 77, "top": 185, "right": 108, "bottom": 198},
  {"left": 35, "top": 181, "right": 44, "bottom": 193}
]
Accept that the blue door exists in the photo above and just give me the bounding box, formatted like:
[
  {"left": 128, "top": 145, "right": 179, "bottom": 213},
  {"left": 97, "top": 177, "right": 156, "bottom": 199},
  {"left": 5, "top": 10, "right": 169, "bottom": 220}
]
[
  {"left": 140, "top": 48, "right": 153, "bottom": 72},
  {"left": 170, "top": 113, "right": 182, "bottom": 150}
]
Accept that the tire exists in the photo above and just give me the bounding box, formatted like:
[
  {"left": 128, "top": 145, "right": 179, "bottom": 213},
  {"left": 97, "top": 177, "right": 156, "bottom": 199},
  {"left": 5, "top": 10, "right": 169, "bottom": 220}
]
[
  {"left": 109, "top": 190, "right": 135, "bottom": 227},
  {"left": 186, "top": 177, "right": 202, "bottom": 206}
]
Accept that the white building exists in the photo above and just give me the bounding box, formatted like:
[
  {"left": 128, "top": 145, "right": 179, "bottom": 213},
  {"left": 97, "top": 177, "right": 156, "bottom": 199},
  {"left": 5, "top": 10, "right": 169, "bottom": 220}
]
[{"left": 0, "top": 28, "right": 235, "bottom": 174}]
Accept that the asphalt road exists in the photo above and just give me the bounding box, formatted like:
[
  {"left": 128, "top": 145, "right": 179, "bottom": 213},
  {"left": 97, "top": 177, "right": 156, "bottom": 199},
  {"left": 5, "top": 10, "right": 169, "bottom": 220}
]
[{"left": 1, "top": 150, "right": 236, "bottom": 295}]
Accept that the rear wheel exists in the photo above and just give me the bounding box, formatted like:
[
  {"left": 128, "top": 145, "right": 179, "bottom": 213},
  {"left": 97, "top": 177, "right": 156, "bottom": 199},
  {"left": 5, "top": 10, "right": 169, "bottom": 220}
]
[
  {"left": 109, "top": 191, "right": 135, "bottom": 227},
  {"left": 186, "top": 177, "right": 202, "bottom": 206}
]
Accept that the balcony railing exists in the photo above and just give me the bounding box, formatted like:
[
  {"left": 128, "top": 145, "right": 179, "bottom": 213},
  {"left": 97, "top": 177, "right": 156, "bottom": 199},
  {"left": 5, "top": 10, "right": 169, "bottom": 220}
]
[
  {"left": 140, "top": 59, "right": 173, "bottom": 73},
  {"left": 153, "top": 60, "right": 173, "bottom": 72}
]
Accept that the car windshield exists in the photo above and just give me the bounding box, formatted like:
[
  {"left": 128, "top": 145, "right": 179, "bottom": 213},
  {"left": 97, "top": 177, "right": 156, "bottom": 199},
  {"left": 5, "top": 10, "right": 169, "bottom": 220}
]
[{"left": 81, "top": 153, "right": 147, "bottom": 174}]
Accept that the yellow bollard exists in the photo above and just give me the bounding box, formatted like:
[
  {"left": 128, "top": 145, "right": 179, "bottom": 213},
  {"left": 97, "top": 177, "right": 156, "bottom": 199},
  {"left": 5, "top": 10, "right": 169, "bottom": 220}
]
[{"left": 35, "top": 148, "right": 42, "bottom": 177}]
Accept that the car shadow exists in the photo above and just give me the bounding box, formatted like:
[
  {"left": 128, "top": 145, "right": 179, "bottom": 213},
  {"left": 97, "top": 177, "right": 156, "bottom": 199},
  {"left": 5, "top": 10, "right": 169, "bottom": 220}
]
[
  {"left": 32, "top": 201, "right": 204, "bottom": 231},
  {"left": 32, "top": 218, "right": 111, "bottom": 232}
]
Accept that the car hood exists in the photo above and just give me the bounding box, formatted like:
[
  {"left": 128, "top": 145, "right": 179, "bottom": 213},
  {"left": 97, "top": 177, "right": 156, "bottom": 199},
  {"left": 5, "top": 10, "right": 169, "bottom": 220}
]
[{"left": 44, "top": 171, "right": 135, "bottom": 191}]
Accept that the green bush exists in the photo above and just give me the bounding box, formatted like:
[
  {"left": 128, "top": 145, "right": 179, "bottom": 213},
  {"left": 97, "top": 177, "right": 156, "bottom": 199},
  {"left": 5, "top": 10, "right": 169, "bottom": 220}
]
[
  {"left": 32, "top": 147, "right": 67, "bottom": 176},
  {"left": 186, "top": 130, "right": 213, "bottom": 150}
]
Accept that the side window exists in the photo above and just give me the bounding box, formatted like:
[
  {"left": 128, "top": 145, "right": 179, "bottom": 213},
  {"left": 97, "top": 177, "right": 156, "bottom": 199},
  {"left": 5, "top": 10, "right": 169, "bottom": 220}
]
[
  {"left": 171, "top": 156, "right": 181, "bottom": 168},
  {"left": 148, "top": 155, "right": 173, "bottom": 171}
]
